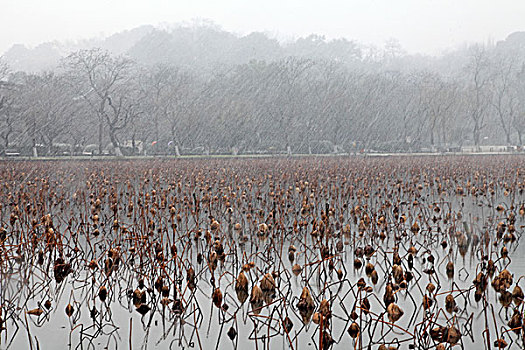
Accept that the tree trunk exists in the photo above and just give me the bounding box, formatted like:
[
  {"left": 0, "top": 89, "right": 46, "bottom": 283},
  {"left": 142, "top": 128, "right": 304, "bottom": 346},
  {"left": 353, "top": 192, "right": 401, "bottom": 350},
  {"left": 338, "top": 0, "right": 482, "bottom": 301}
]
[
  {"left": 473, "top": 122, "right": 481, "bottom": 150},
  {"left": 109, "top": 128, "right": 122, "bottom": 156},
  {"left": 98, "top": 119, "right": 103, "bottom": 155},
  {"left": 4, "top": 124, "right": 12, "bottom": 149},
  {"left": 154, "top": 114, "right": 159, "bottom": 144},
  {"left": 440, "top": 117, "right": 447, "bottom": 146},
  {"left": 132, "top": 133, "right": 137, "bottom": 155},
  {"left": 32, "top": 138, "right": 38, "bottom": 157},
  {"left": 47, "top": 137, "right": 54, "bottom": 156}
]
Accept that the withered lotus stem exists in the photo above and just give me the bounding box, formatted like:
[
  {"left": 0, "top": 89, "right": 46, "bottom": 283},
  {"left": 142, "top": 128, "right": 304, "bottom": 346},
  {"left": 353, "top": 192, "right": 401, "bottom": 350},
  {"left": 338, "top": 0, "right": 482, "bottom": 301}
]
[
  {"left": 370, "top": 270, "right": 379, "bottom": 285},
  {"left": 319, "top": 299, "right": 330, "bottom": 317},
  {"left": 282, "top": 316, "right": 293, "bottom": 333},
  {"left": 88, "top": 260, "right": 98, "bottom": 269},
  {"left": 386, "top": 303, "right": 403, "bottom": 323},
  {"left": 365, "top": 263, "right": 375, "bottom": 276},
  {"left": 250, "top": 284, "right": 263, "bottom": 303},
  {"left": 384, "top": 284, "right": 395, "bottom": 307},
  {"left": 354, "top": 258, "right": 362, "bottom": 269},
  {"left": 501, "top": 246, "right": 509, "bottom": 258},
  {"left": 258, "top": 223, "right": 268, "bottom": 233},
  {"left": 446, "top": 261, "right": 454, "bottom": 278},
  {"left": 160, "top": 297, "right": 172, "bottom": 306},
  {"left": 445, "top": 294, "right": 456, "bottom": 313},
  {"left": 212, "top": 288, "right": 223, "bottom": 308},
  {"left": 499, "top": 290, "right": 512, "bottom": 307},
  {"left": 297, "top": 287, "right": 314, "bottom": 311},
  {"left": 493, "top": 338, "right": 507, "bottom": 348},
  {"left": 210, "top": 219, "right": 220, "bottom": 232},
  {"left": 392, "top": 264, "right": 404, "bottom": 284},
  {"left": 347, "top": 322, "right": 360, "bottom": 338},
  {"left": 133, "top": 289, "right": 145, "bottom": 306},
  {"left": 350, "top": 310, "right": 358, "bottom": 320},
  {"left": 423, "top": 294, "right": 433, "bottom": 309},
  {"left": 447, "top": 326, "right": 462, "bottom": 345},
  {"left": 65, "top": 303, "right": 74, "bottom": 317},
  {"left": 27, "top": 308, "right": 44, "bottom": 316},
  {"left": 98, "top": 286, "right": 107, "bottom": 302},
  {"left": 260, "top": 273, "right": 276, "bottom": 292},
  {"left": 508, "top": 310, "right": 522, "bottom": 331},
  {"left": 361, "top": 297, "right": 371, "bottom": 314},
  {"left": 364, "top": 244, "right": 374, "bottom": 257},
  {"left": 250, "top": 285, "right": 264, "bottom": 314},
  {"left": 227, "top": 326, "right": 237, "bottom": 340},
  {"left": 512, "top": 285, "right": 524, "bottom": 303},
  {"left": 136, "top": 303, "right": 150, "bottom": 315},
  {"left": 235, "top": 271, "right": 249, "bottom": 292}
]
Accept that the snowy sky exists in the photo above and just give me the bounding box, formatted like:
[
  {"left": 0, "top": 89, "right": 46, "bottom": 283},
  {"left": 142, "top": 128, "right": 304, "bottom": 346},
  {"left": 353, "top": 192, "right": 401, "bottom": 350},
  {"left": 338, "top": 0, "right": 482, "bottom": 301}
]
[{"left": 1, "top": 0, "right": 525, "bottom": 55}]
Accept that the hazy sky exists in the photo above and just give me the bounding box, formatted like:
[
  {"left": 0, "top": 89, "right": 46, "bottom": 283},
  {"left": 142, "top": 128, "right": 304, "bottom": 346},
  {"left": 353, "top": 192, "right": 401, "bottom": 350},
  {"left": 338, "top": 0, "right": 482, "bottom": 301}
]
[{"left": 2, "top": 0, "right": 525, "bottom": 55}]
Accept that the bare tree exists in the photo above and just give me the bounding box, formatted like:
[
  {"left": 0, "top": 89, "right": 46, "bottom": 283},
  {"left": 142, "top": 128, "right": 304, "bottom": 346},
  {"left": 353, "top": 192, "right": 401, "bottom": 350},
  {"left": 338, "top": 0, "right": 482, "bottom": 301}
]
[
  {"left": 464, "top": 45, "right": 492, "bottom": 149},
  {"left": 4, "top": 32, "right": 524, "bottom": 156},
  {"left": 271, "top": 57, "right": 316, "bottom": 154},
  {"left": 17, "top": 72, "right": 83, "bottom": 155},
  {"left": 489, "top": 55, "right": 520, "bottom": 145},
  {"left": 63, "top": 49, "right": 139, "bottom": 156},
  {"left": 139, "top": 64, "right": 200, "bottom": 155},
  {"left": 0, "top": 60, "right": 17, "bottom": 152},
  {"left": 416, "top": 73, "right": 459, "bottom": 149},
  {"left": 353, "top": 71, "right": 402, "bottom": 151},
  {"left": 514, "top": 64, "right": 525, "bottom": 145},
  {"left": 308, "top": 61, "right": 353, "bottom": 153}
]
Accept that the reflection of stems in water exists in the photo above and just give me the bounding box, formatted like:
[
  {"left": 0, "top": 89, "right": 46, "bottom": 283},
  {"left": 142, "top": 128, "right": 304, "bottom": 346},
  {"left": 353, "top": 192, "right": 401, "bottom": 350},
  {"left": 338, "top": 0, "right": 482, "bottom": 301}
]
[
  {"left": 214, "top": 310, "right": 225, "bottom": 350},
  {"left": 482, "top": 294, "right": 491, "bottom": 350},
  {"left": 276, "top": 308, "right": 295, "bottom": 350},
  {"left": 194, "top": 309, "right": 203, "bottom": 350},
  {"left": 140, "top": 314, "right": 151, "bottom": 350},
  {"left": 23, "top": 313, "right": 34, "bottom": 350},
  {"left": 70, "top": 323, "right": 87, "bottom": 350},
  {"left": 129, "top": 317, "right": 132, "bottom": 350},
  {"left": 490, "top": 304, "right": 501, "bottom": 348},
  {"left": 358, "top": 305, "right": 415, "bottom": 339},
  {"left": 318, "top": 311, "right": 323, "bottom": 350}
]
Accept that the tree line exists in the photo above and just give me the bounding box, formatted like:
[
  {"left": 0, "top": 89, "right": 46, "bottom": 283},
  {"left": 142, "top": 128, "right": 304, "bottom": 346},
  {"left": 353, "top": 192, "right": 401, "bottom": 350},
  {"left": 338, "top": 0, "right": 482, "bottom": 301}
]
[{"left": 1, "top": 37, "right": 525, "bottom": 156}]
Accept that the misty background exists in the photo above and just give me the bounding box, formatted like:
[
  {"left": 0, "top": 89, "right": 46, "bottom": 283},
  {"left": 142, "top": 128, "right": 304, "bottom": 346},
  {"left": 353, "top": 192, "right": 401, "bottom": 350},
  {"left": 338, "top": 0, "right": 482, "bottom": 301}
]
[{"left": 1, "top": 2, "right": 525, "bottom": 156}]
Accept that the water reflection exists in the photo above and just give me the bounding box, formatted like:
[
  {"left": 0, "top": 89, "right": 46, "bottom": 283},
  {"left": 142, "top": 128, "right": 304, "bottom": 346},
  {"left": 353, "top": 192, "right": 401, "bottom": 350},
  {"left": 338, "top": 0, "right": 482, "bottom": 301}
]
[{"left": 0, "top": 156, "right": 524, "bottom": 349}]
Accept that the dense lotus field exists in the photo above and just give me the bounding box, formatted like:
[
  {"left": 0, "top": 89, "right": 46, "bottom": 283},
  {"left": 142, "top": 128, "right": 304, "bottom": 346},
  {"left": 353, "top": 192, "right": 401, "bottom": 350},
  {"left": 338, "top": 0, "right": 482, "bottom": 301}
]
[{"left": 0, "top": 156, "right": 524, "bottom": 349}]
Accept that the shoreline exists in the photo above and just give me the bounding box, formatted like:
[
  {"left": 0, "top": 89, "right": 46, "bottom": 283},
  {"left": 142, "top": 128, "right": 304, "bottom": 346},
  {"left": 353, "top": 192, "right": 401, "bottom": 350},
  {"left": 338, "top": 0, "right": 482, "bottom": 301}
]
[{"left": 0, "top": 151, "right": 524, "bottom": 161}]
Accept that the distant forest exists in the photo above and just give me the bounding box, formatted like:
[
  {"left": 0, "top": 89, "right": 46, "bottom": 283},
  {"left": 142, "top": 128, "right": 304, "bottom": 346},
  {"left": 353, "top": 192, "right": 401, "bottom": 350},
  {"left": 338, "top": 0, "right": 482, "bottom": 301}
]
[{"left": 1, "top": 22, "right": 525, "bottom": 156}]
